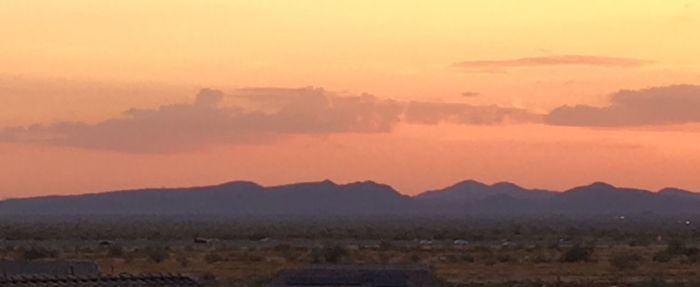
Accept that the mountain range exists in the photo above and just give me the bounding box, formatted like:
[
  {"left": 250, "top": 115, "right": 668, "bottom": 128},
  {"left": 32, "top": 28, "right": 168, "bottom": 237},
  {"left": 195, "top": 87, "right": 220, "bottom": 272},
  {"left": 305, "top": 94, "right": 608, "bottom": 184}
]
[{"left": 1, "top": 180, "right": 699, "bottom": 216}]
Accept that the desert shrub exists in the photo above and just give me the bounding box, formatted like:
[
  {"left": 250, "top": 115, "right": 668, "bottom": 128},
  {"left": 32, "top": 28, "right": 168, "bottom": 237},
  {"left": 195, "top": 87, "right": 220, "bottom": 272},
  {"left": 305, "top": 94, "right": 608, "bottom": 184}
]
[
  {"left": 378, "top": 252, "right": 391, "bottom": 263},
  {"left": 107, "top": 246, "right": 123, "bottom": 258},
  {"left": 610, "top": 251, "right": 644, "bottom": 271},
  {"left": 321, "top": 245, "right": 349, "bottom": 263},
  {"left": 666, "top": 239, "right": 688, "bottom": 256},
  {"left": 248, "top": 275, "right": 274, "bottom": 287},
  {"left": 21, "top": 247, "right": 58, "bottom": 260},
  {"left": 560, "top": 244, "right": 594, "bottom": 263},
  {"left": 525, "top": 244, "right": 540, "bottom": 253},
  {"left": 379, "top": 241, "right": 393, "bottom": 250},
  {"left": 483, "top": 258, "right": 497, "bottom": 266},
  {"left": 247, "top": 232, "right": 268, "bottom": 241},
  {"left": 274, "top": 243, "right": 294, "bottom": 260},
  {"left": 273, "top": 243, "right": 291, "bottom": 253},
  {"left": 683, "top": 248, "right": 700, "bottom": 264},
  {"left": 204, "top": 252, "right": 223, "bottom": 264},
  {"left": 637, "top": 277, "right": 671, "bottom": 287},
  {"left": 123, "top": 250, "right": 136, "bottom": 263},
  {"left": 392, "top": 232, "right": 414, "bottom": 241},
  {"left": 533, "top": 253, "right": 552, "bottom": 263},
  {"left": 145, "top": 247, "right": 169, "bottom": 263},
  {"left": 496, "top": 253, "right": 513, "bottom": 263},
  {"left": 76, "top": 247, "right": 95, "bottom": 254},
  {"left": 177, "top": 256, "right": 190, "bottom": 267},
  {"left": 310, "top": 249, "right": 322, "bottom": 263},
  {"left": 470, "top": 233, "right": 486, "bottom": 242},
  {"left": 652, "top": 251, "right": 673, "bottom": 263},
  {"left": 547, "top": 242, "right": 560, "bottom": 250},
  {"left": 664, "top": 239, "right": 700, "bottom": 263},
  {"left": 461, "top": 253, "right": 475, "bottom": 263},
  {"left": 471, "top": 245, "right": 492, "bottom": 254},
  {"left": 199, "top": 272, "right": 217, "bottom": 282},
  {"left": 629, "top": 239, "right": 653, "bottom": 247},
  {"left": 240, "top": 252, "right": 265, "bottom": 262}
]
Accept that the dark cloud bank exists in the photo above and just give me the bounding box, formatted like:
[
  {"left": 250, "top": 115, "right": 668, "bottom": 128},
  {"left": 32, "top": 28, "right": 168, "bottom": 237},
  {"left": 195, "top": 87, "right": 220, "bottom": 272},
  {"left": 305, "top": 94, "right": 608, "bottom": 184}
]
[
  {"left": 2, "top": 84, "right": 699, "bottom": 153},
  {"left": 0, "top": 87, "right": 536, "bottom": 152},
  {"left": 546, "top": 85, "right": 700, "bottom": 127}
]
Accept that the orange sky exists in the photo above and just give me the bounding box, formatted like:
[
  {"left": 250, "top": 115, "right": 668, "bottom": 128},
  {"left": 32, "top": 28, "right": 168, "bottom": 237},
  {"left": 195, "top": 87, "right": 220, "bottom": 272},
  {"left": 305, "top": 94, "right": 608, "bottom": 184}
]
[{"left": 1, "top": 1, "right": 700, "bottom": 198}]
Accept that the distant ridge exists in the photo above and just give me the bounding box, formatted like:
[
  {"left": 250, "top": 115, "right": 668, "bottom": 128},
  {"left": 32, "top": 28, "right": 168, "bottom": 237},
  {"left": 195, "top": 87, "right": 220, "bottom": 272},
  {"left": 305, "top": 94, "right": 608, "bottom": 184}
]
[{"left": 1, "top": 180, "right": 699, "bottom": 216}]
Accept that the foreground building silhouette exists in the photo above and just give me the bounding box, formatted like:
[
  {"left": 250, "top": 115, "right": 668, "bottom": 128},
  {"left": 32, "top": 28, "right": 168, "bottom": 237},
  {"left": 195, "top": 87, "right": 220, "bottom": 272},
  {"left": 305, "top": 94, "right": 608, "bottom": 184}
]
[
  {"left": 0, "top": 260, "right": 99, "bottom": 278},
  {"left": 0, "top": 273, "right": 201, "bottom": 287},
  {"left": 271, "top": 265, "right": 433, "bottom": 287},
  {"left": 1, "top": 260, "right": 200, "bottom": 287}
]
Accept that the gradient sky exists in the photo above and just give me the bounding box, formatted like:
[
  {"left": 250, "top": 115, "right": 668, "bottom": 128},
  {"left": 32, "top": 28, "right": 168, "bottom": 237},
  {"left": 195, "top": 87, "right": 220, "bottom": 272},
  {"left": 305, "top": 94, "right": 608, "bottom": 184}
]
[{"left": 2, "top": 1, "right": 700, "bottom": 198}]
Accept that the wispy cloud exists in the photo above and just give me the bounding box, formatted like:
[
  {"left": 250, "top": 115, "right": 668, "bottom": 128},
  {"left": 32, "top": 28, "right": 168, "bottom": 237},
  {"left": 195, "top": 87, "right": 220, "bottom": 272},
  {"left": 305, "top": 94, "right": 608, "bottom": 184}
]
[
  {"left": 454, "top": 55, "right": 651, "bottom": 71},
  {"left": 546, "top": 85, "right": 700, "bottom": 127},
  {"left": 461, "top": 91, "right": 480, "bottom": 98},
  {"left": 405, "top": 102, "right": 541, "bottom": 125}
]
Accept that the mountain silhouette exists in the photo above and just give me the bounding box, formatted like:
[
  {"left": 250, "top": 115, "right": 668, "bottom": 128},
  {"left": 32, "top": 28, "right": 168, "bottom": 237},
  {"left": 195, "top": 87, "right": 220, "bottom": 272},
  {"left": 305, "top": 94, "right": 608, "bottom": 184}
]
[
  {"left": 0, "top": 180, "right": 413, "bottom": 216},
  {"left": 416, "top": 180, "right": 554, "bottom": 213},
  {"left": 1, "top": 180, "right": 699, "bottom": 216}
]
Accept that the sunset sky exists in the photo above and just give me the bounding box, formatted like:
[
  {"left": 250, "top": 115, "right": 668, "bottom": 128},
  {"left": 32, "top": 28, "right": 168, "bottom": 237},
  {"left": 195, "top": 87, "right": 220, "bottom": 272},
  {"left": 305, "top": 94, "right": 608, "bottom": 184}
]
[{"left": 2, "top": 1, "right": 700, "bottom": 198}]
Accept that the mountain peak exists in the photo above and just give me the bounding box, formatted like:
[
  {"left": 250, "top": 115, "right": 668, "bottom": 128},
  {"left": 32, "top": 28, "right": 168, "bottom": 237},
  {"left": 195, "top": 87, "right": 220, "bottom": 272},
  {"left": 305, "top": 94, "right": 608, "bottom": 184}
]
[
  {"left": 491, "top": 181, "right": 523, "bottom": 190},
  {"left": 564, "top": 182, "right": 618, "bottom": 195},
  {"left": 320, "top": 179, "right": 337, "bottom": 186},
  {"left": 589, "top": 181, "right": 615, "bottom": 189},
  {"left": 659, "top": 187, "right": 691, "bottom": 193},
  {"left": 345, "top": 180, "right": 383, "bottom": 187},
  {"left": 451, "top": 179, "right": 489, "bottom": 190},
  {"left": 658, "top": 187, "right": 697, "bottom": 198},
  {"left": 343, "top": 180, "right": 401, "bottom": 195}
]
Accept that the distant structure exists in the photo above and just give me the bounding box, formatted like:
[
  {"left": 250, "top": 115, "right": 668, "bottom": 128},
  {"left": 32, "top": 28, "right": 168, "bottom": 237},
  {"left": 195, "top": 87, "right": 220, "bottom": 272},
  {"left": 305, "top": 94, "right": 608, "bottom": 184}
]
[
  {"left": 0, "top": 260, "right": 99, "bottom": 277},
  {"left": 193, "top": 237, "right": 211, "bottom": 244},
  {"left": 98, "top": 240, "right": 114, "bottom": 247},
  {"left": 0, "top": 273, "right": 201, "bottom": 287},
  {"left": 271, "top": 265, "right": 433, "bottom": 287}
]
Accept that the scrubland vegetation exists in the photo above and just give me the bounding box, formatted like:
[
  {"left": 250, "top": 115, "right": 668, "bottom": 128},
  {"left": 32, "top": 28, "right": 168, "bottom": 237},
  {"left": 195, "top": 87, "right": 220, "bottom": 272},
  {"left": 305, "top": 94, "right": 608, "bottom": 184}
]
[{"left": 1, "top": 216, "right": 700, "bottom": 286}]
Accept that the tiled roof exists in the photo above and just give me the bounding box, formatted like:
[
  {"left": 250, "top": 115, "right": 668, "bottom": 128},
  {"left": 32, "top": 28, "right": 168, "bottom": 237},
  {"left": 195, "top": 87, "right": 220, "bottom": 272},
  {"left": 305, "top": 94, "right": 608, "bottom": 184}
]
[
  {"left": 0, "top": 260, "right": 99, "bottom": 277},
  {"left": 0, "top": 273, "right": 201, "bottom": 287}
]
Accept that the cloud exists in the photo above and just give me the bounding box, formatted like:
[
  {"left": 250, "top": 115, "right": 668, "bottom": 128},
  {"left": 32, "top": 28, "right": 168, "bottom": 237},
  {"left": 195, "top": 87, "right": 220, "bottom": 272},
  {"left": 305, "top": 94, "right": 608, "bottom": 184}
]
[
  {"left": 0, "top": 87, "right": 541, "bottom": 153},
  {"left": 461, "top": 91, "right": 479, "bottom": 97},
  {"left": 0, "top": 88, "right": 403, "bottom": 152},
  {"left": 405, "top": 102, "right": 542, "bottom": 125},
  {"left": 454, "top": 55, "right": 650, "bottom": 70},
  {"left": 194, "top": 88, "right": 225, "bottom": 107},
  {"left": 546, "top": 85, "right": 700, "bottom": 127}
]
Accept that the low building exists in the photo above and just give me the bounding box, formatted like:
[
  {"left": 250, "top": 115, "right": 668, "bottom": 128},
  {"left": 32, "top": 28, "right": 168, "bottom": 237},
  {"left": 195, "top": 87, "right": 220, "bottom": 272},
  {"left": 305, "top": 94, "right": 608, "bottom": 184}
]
[
  {"left": 0, "top": 273, "right": 201, "bottom": 287},
  {"left": 271, "top": 265, "right": 433, "bottom": 287}
]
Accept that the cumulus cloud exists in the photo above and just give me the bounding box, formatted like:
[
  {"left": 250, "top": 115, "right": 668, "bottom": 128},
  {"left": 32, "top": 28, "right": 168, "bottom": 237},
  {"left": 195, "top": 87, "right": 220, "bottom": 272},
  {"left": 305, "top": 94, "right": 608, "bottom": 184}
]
[
  {"left": 0, "top": 88, "right": 402, "bottom": 152},
  {"left": 0, "top": 87, "right": 542, "bottom": 153},
  {"left": 454, "top": 55, "right": 650, "bottom": 70},
  {"left": 546, "top": 85, "right": 700, "bottom": 126},
  {"left": 194, "top": 88, "right": 225, "bottom": 107}
]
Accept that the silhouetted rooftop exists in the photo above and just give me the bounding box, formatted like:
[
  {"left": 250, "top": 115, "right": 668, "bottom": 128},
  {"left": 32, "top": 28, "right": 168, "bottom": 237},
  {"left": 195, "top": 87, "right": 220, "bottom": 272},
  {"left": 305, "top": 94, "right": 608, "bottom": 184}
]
[
  {"left": 0, "top": 260, "right": 99, "bottom": 277},
  {"left": 0, "top": 273, "right": 201, "bottom": 287},
  {"left": 271, "top": 265, "right": 433, "bottom": 287}
]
